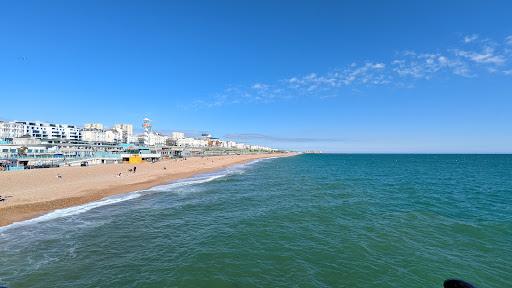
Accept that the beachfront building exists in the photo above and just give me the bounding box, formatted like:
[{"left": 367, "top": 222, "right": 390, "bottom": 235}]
[
  {"left": 0, "top": 144, "right": 50, "bottom": 161},
  {"left": 176, "top": 137, "right": 208, "bottom": 148},
  {"left": 138, "top": 118, "right": 169, "bottom": 146},
  {"left": 249, "top": 145, "right": 274, "bottom": 151},
  {"left": 81, "top": 128, "right": 106, "bottom": 142},
  {"left": 166, "top": 132, "right": 185, "bottom": 146},
  {"left": 127, "top": 134, "right": 139, "bottom": 144},
  {"left": 221, "top": 141, "right": 238, "bottom": 149},
  {"left": 113, "top": 124, "right": 134, "bottom": 143},
  {"left": 105, "top": 129, "right": 121, "bottom": 143},
  {"left": 0, "top": 121, "right": 24, "bottom": 139},
  {"left": 84, "top": 123, "right": 104, "bottom": 130},
  {"left": 143, "top": 132, "right": 168, "bottom": 146},
  {"left": 170, "top": 132, "right": 185, "bottom": 140},
  {"left": 82, "top": 128, "right": 121, "bottom": 143},
  {"left": 15, "top": 121, "right": 81, "bottom": 140},
  {"left": 119, "top": 144, "right": 161, "bottom": 163},
  {"left": 208, "top": 138, "right": 223, "bottom": 147}
]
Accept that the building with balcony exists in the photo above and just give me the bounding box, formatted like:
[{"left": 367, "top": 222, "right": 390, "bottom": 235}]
[
  {"left": 15, "top": 121, "right": 81, "bottom": 140},
  {"left": 0, "top": 121, "right": 24, "bottom": 139}
]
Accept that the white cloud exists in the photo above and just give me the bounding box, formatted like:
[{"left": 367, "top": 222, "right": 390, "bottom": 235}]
[
  {"left": 392, "top": 53, "right": 470, "bottom": 79},
  {"left": 251, "top": 83, "right": 268, "bottom": 90},
  {"left": 454, "top": 46, "right": 506, "bottom": 65},
  {"left": 187, "top": 34, "right": 512, "bottom": 108},
  {"left": 506, "top": 36, "right": 512, "bottom": 46},
  {"left": 464, "top": 34, "right": 479, "bottom": 43}
]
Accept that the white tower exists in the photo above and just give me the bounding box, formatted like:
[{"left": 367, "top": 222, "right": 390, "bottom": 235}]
[
  {"left": 143, "top": 118, "right": 152, "bottom": 134},
  {"left": 142, "top": 118, "right": 152, "bottom": 146}
]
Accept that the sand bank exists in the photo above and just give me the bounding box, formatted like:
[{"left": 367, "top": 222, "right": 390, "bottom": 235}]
[{"left": 0, "top": 153, "right": 295, "bottom": 227}]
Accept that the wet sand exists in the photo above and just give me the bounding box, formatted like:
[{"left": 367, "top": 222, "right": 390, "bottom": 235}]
[{"left": 0, "top": 153, "right": 295, "bottom": 227}]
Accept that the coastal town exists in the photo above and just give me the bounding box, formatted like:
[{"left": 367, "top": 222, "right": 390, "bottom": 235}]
[{"left": 0, "top": 118, "right": 278, "bottom": 171}]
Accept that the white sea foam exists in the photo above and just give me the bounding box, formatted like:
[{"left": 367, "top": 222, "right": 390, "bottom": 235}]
[
  {"left": 0, "top": 192, "right": 143, "bottom": 233},
  {"left": 0, "top": 157, "right": 273, "bottom": 233}
]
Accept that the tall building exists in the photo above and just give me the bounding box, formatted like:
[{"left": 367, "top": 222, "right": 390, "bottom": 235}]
[
  {"left": 82, "top": 123, "right": 122, "bottom": 143},
  {"left": 146, "top": 132, "right": 168, "bottom": 146},
  {"left": 15, "top": 121, "right": 81, "bottom": 140},
  {"left": 105, "top": 129, "right": 121, "bottom": 143},
  {"left": 84, "top": 123, "right": 104, "bottom": 130},
  {"left": 113, "top": 124, "right": 133, "bottom": 143},
  {"left": 81, "top": 129, "right": 106, "bottom": 142},
  {"left": 0, "top": 121, "right": 24, "bottom": 139},
  {"left": 142, "top": 118, "right": 152, "bottom": 146},
  {"left": 170, "top": 132, "right": 185, "bottom": 140},
  {"left": 176, "top": 137, "right": 208, "bottom": 147}
]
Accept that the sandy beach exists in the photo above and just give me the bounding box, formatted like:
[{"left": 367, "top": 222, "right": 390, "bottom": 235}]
[{"left": 0, "top": 153, "right": 295, "bottom": 227}]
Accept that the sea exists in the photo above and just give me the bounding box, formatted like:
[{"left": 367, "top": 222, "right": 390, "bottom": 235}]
[{"left": 0, "top": 154, "right": 511, "bottom": 287}]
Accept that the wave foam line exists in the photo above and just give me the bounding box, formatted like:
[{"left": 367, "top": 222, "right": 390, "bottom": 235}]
[
  {"left": 0, "top": 192, "right": 143, "bottom": 233},
  {"left": 0, "top": 157, "right": 270, "bottom": 233}
]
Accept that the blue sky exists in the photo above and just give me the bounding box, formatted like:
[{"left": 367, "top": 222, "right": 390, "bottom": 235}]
[{"left": 1, "top": 0, "right": 512, "bottom": 152}]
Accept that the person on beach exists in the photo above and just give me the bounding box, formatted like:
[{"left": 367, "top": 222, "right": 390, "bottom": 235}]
[{"left": 133, "top": 166, "right": 137, "bottom": 173}]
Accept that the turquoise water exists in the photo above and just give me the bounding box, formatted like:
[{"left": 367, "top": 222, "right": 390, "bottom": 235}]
[{"left": 1, "top": 154, "right": 511, "bottom": 287}]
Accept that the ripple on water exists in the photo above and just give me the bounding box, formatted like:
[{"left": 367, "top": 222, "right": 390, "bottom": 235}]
[{"left": 0, "top": 154, "right": 511, "bottom": 288}]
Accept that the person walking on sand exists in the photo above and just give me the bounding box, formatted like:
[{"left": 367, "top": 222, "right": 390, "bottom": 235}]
[{"left": 133, "top": 166, "right": 137, "bottom": 173}]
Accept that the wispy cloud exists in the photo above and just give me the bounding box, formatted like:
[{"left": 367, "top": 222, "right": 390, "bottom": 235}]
[
  {"left": 224, "top": 133, "right": 346, "bottom": 143},
  {"left": 506, "top": 35, "right": 512, "bottom": 46},
  {"left": 464, "top": 34, "right": 479, "bottom": 43},
  {"left": 454, "top": 46, "right": 506, "bottom": 65},
  {"left": 187, "top": 34, "right": 512, "bottom": 108},
  {"left": 392, "top": 51, "right": 470, "bottom": 79}
]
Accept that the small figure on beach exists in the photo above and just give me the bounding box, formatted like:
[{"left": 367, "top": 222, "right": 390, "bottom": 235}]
[
  {"left": 133, "top": 166, "right": 137, "bottom": 173},
  {"left": 117, "top": 172, "right": 122, "bottom": 177}
]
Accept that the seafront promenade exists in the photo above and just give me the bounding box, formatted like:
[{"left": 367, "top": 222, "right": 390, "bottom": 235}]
[{"left": 0, "top": 153, "right": 295, "bottom": 228}]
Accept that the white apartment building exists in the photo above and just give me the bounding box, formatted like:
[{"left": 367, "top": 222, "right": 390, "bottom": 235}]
[
  {"left": 234, "top": 143, "right": 249, "bottom": 150},
  {"left": 105, "top": 129, "right": 121, "bottom": 143},
  {"left": 249, "top": 145, "right": 273, "bottom": 151},
  {"left": 0, "top": 121, "right": 24, "bottom": 139},
  {"left": 127, "top": 134, "right": 139, "bottom": 144},
  {"left": 113, "top": 124, "right": 133, "bottom": 143},
  {"left": 143, "top": 132, "right": 168, "bottom": 146},
  {"left": 170, "top": 132, "right": 185, "bottom": 140},
  {"left": 84, "top": 123, "right": 104, "bottom": 130},
  {"left": 176, "top": 137, "right": 208, "bottom": 148},
  {"left": 15, "top": 121, "right": 81, "bottom": 140},
  {"left": 81, "top": 129, "right": 106, "bottom": 142},
  {"left": 82, "top": 128, "right": 121, "bottom": 143},
  {"left": 221, "top": 141, "right": 237, "bottom": 149}
]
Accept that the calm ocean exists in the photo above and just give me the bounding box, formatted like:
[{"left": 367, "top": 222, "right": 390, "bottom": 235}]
[{"left": 0, "top": 154, "right": 511, "bottom": 287}]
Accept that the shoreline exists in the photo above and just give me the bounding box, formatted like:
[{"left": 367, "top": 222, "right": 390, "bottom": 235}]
[{"left": 0, "top": 153, "right": 296, "bottom": 228}]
